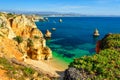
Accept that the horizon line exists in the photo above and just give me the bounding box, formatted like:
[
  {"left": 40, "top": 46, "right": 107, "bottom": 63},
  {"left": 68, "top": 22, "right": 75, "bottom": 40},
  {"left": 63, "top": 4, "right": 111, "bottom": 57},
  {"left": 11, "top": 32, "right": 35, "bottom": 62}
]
[{"left": 0, "top": 9, "right": 120, "bottom": 17}]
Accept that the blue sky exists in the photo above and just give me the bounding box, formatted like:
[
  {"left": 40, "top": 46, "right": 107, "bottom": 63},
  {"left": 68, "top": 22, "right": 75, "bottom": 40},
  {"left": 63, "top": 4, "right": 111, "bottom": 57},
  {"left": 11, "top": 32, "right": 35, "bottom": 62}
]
[{"left": 0, "top": 0, "right": 120, "bottom": 15}]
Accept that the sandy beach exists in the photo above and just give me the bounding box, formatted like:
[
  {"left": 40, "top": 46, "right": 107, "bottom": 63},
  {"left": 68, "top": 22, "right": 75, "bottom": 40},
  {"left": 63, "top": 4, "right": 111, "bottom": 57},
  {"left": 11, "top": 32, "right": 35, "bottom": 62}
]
[{"left": 25, "top": 58, "right": 68, "bottom": 78}]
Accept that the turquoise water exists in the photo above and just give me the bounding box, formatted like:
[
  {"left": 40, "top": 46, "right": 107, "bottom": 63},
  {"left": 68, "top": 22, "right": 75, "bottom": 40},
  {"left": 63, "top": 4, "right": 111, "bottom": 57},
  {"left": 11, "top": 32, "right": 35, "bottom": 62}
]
[{"left": 36, "top": 17, "right": 120, "bottom": 64}]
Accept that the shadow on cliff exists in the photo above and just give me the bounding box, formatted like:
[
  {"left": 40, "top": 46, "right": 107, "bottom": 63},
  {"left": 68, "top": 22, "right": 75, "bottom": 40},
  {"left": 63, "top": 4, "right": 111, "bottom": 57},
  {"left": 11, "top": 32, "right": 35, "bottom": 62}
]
[{"left": 56, "top": 71, "right": 65, "bottom": 80}]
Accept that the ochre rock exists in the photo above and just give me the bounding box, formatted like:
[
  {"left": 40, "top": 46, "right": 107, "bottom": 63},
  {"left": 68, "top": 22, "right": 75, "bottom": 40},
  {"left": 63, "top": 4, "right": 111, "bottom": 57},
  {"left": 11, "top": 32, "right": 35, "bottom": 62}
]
[
  {"left": 45, "top": 29, "right": 52, "bottom": 38},
  {"left": 0, "top": 13, "right": 52, "bottom": 61},
  {"left": 0, "top": 16, "right": 16, "bottom": 39}
]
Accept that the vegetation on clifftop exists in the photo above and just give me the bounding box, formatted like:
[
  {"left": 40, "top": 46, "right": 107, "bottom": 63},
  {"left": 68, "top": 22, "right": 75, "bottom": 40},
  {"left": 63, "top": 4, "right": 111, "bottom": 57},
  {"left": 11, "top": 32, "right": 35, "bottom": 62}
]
[
  {"left": 68, "top": 34, "right": 120, "bottom": 80},
  {"left": 101, "top": 34, "right": 120, "bottom": 49},
  {"left": 0, "top": 57, "right": 51, "bottom": 80},
  {"left": 13, "top": 36, "right": 23, "bottom": 44}
]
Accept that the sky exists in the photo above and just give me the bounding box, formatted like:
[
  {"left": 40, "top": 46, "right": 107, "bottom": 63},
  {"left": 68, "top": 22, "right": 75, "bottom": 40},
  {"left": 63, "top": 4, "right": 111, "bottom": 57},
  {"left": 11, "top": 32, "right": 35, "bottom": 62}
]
[{"left": 0, "top": 0, "right": 120, "bottom": 15}]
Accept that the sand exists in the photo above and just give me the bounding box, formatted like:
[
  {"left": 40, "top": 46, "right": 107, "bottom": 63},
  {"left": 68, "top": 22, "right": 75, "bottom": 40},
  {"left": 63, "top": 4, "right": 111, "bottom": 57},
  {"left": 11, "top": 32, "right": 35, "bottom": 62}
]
[{"left": 25, "top": 58, "right": 68, "bottom": 77}]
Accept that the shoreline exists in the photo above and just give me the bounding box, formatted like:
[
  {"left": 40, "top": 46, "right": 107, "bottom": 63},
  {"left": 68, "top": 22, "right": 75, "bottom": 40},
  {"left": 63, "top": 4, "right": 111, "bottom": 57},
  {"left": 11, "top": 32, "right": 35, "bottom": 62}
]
[{"left": 25, "top": 57, "right": 68, "bottom": 78}]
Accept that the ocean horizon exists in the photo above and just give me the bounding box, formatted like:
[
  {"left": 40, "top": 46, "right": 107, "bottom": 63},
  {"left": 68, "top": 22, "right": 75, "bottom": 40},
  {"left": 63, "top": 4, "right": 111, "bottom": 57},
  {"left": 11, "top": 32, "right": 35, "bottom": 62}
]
[{"left": 36, "top": 17, "right": 120, "bottom": 65}]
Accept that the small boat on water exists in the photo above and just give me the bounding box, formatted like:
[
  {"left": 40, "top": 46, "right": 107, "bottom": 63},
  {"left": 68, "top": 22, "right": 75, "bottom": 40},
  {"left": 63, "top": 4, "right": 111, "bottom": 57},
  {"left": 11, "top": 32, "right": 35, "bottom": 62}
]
[
  {"left": 59, "top": 19, "right": 62, "bottom": 23},
  {"left": 93, "top": 28, "right": 100, "bottom": 37},
  {"left": 52, "top": 28, "right": 56, "bottom": 31}
]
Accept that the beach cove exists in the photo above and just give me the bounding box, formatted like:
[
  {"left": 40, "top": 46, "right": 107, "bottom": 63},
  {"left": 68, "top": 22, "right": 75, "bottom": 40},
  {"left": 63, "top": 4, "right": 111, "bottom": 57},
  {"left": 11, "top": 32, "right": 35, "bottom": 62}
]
[{"left": 36, "top": 17, "right": 120, "bottom": 68}]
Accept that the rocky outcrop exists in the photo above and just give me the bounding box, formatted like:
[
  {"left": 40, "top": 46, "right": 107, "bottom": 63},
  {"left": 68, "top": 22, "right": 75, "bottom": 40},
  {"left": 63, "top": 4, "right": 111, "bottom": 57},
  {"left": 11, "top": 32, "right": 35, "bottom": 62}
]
[
  {"left": 65, "top": 34, "right": 120, "bottom": 80},
  {"left": 64, "top": 67, "right": 94, "bottom": 80},
  {"left": 45, "top": 29, "right": 52, "bottom": 38},
  {"left": 93, "top": 28, "right": 100, "bottom": 37},
  {"left": 0, "top": 12, "right": 52, "bottom": 61},
  {"left": 95, "top": 40, "right": 101, "bottom": 53},
  {"left": 0, "top": 16, "right": 16, "bottom": 39}
]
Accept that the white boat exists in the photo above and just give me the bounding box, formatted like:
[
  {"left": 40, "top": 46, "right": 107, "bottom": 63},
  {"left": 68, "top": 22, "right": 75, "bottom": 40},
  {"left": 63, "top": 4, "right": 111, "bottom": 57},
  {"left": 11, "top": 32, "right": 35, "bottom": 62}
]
[
  {"left": 59, "top": 19, "right": 62, "bottom": 23},
  {"left": 52, "top": 28, "right": 56, "bottom": 31}
]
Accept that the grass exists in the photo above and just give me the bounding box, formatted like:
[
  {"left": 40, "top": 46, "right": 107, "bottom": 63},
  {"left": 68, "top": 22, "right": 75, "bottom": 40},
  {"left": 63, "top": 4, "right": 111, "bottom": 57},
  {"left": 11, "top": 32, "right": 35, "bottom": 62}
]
[
  {"left": 0, "top": 57, "right": 51, "bottom": 80},
  {"left": 23, "top": 67, "right": 35, "bottom": 75}
]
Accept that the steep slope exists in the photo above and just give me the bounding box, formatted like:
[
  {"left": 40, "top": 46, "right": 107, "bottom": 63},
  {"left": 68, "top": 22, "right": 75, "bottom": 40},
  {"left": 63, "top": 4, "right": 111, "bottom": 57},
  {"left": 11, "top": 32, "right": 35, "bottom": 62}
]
[
  {"left": 0, "top": 12, "right": 52, "bottom": 61},
  {"left": 64, "top": 34, "right": 120, "bottom": 80}
]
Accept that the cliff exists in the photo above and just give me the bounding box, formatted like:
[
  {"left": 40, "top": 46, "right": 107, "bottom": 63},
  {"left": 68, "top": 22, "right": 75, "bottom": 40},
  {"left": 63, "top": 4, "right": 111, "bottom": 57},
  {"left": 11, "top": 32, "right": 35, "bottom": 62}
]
[
  {"left": 0, "top": 57, "right": 51, "bottom": 80},
  {"left": 64, "top": 34, "right": 120, "bottom": 80},
  {"left": 0, "top": 12, "right": 52, "bottom": 61}
]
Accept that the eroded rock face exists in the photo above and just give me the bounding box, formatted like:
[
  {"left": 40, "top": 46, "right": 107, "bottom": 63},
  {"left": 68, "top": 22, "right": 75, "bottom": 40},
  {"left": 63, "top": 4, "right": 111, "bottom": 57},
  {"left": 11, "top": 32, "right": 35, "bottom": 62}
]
[
  {"left": 0, "top": 16, "right": 16, "bottom": 39},
  {"left": 0, "top": 13, "right": 52, "bottom": 61},
  {"left": 64, "top": 67, "right": 93, "bottom": 80}
]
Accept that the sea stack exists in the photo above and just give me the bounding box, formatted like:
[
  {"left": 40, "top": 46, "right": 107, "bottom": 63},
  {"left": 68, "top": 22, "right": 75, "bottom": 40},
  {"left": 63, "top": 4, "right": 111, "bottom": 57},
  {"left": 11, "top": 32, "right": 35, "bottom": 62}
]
[
  {"left": 45, "top": 29, "right": 52, "bottom": 38},
  {"left": 93, "top": 28, "right": 100, "bottom": 37}
]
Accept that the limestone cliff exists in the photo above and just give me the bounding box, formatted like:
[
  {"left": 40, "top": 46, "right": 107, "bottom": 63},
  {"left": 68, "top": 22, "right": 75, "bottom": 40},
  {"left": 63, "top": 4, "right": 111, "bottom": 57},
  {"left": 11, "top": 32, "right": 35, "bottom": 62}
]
[{"left": 0, "top": 12, "right": 52, "bottom": 61}]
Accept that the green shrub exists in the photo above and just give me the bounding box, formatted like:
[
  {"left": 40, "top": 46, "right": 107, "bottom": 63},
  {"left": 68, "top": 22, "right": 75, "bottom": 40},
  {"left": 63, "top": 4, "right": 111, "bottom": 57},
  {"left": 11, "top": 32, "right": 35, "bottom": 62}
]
[
  {"left": 69, "top": 49, "right": 120, "bottom": 79},
  {"left": 7, "top": 13, "right": 14, "bottom": 18},
  {"left": 13, "top": 36, "right": 23, "bottom": 44},
  {"left": 34, "top": 35, "right": 40, "bottom": 39},
  {"left": 0, "top": 23, "right": 4, "bottom": 28},
  {"left": 27, "top": 38, "right": 33, "bottom": 47},
  {"left": 69, "top": 34, "right": 120, "bottom": 79},
  {"left": 101, "top": 34, "right": 120, "bottom": 49},
  {"left": 23, "top": 67, "right": 35, "bottom": 75}
]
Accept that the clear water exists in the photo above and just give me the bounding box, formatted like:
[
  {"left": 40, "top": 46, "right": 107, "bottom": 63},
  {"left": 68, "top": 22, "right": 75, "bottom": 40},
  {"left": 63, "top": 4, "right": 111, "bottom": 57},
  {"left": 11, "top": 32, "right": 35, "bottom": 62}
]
[{"left": 36, "top": 17, "right": 120, "bottom": 64}]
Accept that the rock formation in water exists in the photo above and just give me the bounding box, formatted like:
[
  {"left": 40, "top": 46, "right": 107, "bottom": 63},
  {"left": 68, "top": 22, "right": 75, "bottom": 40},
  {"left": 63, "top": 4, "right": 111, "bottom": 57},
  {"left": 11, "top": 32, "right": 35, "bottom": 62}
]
[
  {"left": 93, "top": 28, "right": 100, "bottom": 37},
  {"left": 0, "top": 12, "right": 52, "bottom": 61},
  {"left": 45, "top": 29, "right": 52, "bottom": 38}
]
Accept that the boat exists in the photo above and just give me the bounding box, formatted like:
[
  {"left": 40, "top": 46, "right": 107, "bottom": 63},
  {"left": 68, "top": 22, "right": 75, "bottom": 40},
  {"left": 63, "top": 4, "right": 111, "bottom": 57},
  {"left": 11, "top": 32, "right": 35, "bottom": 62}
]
[
  {"left": 59, "top": 19, "right": 62, "bottom": 23},
  {"left": 52, "top": 28, "right": 56, "bottom": 31},
  {"left": 93, "top": 28, "right": 100, "bottom": 37}
]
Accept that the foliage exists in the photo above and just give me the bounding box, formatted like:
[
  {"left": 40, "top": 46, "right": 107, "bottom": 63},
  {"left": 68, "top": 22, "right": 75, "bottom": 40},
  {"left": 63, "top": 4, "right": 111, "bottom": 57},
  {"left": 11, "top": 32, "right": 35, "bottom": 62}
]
[
  {"left": 0, "top": 13, "right": 2, "bottom": 16},
  {"left": 34, "top": 35, "right": 40, "bottom": 39},
  {"left": 27, "top": 38, "right": 33, "bottom": 47},
  {"left": 0, "top": 57, "right": 51, "bottom": 79},
  {"left": 101, "top": 34, "right": 120, "bottom": 49},
  {"left": 7, "top": 13, "right": 14, "bottom": 18},
  {"left": 0, "top": 23, "right": 4, "bottom": 28},
  {"left": 69, "top": 34, "right": 120, "bottom": 80},
  {"left": 0, "top": 57, "right": 14, "bottom": 71},
  {"left": 13, "top": 36, "right": 23, "bottom": 44},
  {"left": 23, "top": 67, "right": 35, "bottom": 75}
]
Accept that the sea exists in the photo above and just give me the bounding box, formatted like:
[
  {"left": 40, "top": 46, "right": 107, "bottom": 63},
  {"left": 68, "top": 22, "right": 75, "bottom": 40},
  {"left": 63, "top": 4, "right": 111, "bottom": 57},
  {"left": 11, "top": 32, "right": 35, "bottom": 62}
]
[{"left": 36, "top": 17, "right": 120, "bottom": 66}]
